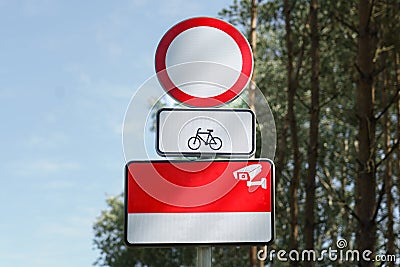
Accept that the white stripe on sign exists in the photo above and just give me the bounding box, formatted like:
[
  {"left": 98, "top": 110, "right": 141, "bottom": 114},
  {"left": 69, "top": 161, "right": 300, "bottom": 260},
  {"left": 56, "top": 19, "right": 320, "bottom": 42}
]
[
  {"left": 156, "top": 108, "right": 255, "bottom": 156},
  {"left": 126, "top": 212, "right": 272, "bottom": 244}
]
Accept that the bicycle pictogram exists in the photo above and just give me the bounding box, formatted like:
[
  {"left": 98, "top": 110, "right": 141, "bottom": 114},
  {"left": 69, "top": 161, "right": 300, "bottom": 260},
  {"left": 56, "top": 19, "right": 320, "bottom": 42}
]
[{"left": 187, "top": 128, "right": 222, "bottom": 151}]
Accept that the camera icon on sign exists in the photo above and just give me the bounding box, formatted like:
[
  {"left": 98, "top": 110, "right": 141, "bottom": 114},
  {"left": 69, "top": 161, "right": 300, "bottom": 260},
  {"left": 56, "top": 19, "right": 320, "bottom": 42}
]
[{"left": 233, "top": 164, "right": 267, "bottom": 191}]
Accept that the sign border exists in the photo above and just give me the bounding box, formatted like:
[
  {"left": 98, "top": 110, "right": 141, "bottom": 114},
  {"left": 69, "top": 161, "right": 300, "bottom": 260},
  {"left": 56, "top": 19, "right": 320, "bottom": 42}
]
[
  {"left": 156, "top": 108, "right": 256, "bottom": 157},
  {"left": 124, "top": 159, "right": 275, "bottom": 247},
  {"left": 155, "top": 17, "right": 253, "bottom": 107}
]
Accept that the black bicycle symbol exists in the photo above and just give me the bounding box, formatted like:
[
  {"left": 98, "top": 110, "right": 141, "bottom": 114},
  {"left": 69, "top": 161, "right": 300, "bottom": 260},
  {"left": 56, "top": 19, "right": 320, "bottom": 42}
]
[{"left": 187, "top": 128, "right": 223, "bottom": 151}]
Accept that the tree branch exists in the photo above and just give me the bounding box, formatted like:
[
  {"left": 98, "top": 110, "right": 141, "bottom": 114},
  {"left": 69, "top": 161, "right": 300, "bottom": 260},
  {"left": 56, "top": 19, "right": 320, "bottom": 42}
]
[
  {"left": 372, "top": 178, "right": 385, "bottom": 222},
  {"left": 377, "top": 214, "right": 387, "bottom": 224},
  {"left": 375, "top": 139, "right": 400, "bottom": 169},
  {"left": 333, "top": 10, "right": 358, "bottom": 34},
  {"left": 295, "top": 91, "right": 310, "bottom": 110},
  {"left": 320, "top": 91, "right": 343, "bottom": 108},
  {"left": 366, "top": 0, "right": 375, "bottom": 31},
  {"left": 294, "top": 41, "right": 305, "bottom": 82},
  {"left": 318, "top": 170, "right": 361, "bottom": 223},
  {"left": 375, "top": 86, "right": 400, "bottom": 121}
]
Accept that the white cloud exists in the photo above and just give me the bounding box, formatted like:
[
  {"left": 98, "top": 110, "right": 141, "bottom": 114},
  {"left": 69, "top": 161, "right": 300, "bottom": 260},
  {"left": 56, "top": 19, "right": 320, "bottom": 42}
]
[
  {"left": 21, "top": 0, "right": 59, "bottom": 17},
  {"left": 94, "top": 9, "right": 128, "bottom": 63},
  {"left": 79, "top": 72, "right": 93, "bottom": 86},
  {"left": 44, "top": 179, "right": 75, "bottom": 190},
  {"left": 106, "top": 84, "right": 135, "bottom": 99},
  {"left": 0, "top": 87, "right": 17, "bottom": 98},
  {"left": 0, "top": 0, "right": 7, "bottom": 8},
  {"left": 65, "top": 64, "right": 93, "bottom": 87},
  {"left": 157, "top": 0, "right": 202, "bottom": 18},
  {"left": 130, "top": 0, "right": 148, "bottom": 8},
  {"left": 37, "top": 214, "right": 93, "bottom": 239},
  {"left": 27, "top": 132, "right": 69, "bottom": 149},
  {"left": 15, "top": 159, "right": 80, "bottom": 176},
  {"left": 4, "top": 212, "right": 99, "bottom": 266}
]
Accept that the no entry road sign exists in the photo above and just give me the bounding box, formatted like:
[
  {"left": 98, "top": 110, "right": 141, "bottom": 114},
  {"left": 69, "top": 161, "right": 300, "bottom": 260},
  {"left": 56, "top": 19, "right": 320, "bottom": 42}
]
[
  {"left": 124, "top": 159, "right": 275, "bottom": 246},
  {"left": 155, "top": 17, "right": 253, "bottom": 107},
  {"left": 156, "top": 108, "right": 255, "bottom": 156}
]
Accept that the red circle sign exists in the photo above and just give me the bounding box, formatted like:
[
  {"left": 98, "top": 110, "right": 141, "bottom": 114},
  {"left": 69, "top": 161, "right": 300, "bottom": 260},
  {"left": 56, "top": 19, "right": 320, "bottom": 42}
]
[{"left": 155, "top": 17, "right": 253, "bottom": 107}]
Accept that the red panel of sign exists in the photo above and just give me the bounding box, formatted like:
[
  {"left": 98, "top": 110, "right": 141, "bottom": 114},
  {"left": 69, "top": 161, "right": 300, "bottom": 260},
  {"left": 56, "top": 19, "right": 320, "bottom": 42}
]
[{"left": 125, "top": 159, "right": 274, "bottom": 246}]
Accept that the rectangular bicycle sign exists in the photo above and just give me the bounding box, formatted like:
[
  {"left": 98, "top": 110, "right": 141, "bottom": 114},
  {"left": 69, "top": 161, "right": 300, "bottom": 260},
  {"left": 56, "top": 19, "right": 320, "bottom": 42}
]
[{"left": 156, "top": 108, "right": 255, "bottom": 157}]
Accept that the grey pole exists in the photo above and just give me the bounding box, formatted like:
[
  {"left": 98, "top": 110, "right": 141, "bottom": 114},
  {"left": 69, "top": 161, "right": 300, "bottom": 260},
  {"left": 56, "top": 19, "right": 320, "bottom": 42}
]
[
  {"left": 196, "top": 154, "right": 212, "bottom": 267},
  {"left": 196, "top": 246, "right": 212, "bottom": 267}
]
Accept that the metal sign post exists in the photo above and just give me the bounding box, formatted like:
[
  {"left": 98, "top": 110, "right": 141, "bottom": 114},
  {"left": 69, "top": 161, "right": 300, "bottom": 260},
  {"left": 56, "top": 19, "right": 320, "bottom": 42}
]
[{"left": 197, "top": 247, "right": 212, "bottom": 267}]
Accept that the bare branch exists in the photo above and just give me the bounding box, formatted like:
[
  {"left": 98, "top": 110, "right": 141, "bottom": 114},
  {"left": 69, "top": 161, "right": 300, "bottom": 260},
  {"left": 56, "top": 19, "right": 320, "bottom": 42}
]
[
  {"left": 372, "top": 178, "right": 385, "bottom": 222},
  {"left": 375, "top": 139, "right": 400, "bottom": 169},
  {"left": 320, "top": 91, "right": 343, "bottom": 108},
  {"left": 377, "top": 214, "right": 388, "bottom": 224},
  {"left": 333, "top": 10, "right": 358, "bottom": 34},
  {"left": 295, "top": 91, "right": 310, "bottom": 110},
  {"left": 318, "top": 171, "right": 361, "bottom": 223},
  {"left": 294, "top": 41, "right": 305, "bottom": 82},
  {"left": 366, "top": 0, "right": 375, "bottom": 31},
  {"left": 375, "top": 86, "right": 400, "bottom": 121}
]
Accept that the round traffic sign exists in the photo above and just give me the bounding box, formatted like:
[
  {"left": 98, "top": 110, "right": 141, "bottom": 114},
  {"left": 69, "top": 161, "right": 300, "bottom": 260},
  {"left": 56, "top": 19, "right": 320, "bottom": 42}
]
[{"left": 155, "top": 17, "right": 253, "bottom": 107}]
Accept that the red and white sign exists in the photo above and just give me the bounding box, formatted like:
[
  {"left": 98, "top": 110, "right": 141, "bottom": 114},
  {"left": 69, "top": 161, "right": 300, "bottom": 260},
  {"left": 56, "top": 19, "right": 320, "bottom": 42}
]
[
  {"left": 155, "top": 17, "right": 253, "bottom": 107},
  {"left": 124, "top": 159, "right": 274, "bottom": 246}
]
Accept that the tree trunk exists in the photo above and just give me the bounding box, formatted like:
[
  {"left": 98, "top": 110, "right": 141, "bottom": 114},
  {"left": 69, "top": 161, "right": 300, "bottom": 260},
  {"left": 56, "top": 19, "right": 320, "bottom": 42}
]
[
  {"left": 304, "top": 0, "right": 319, "bottom": 266},
  {"left": 395, "top": 51, "right": 400, "bottom": 267},
  {"left": 248, "top": 0, "right": 257, "bottom": 113},
  {"left": 248, "top": 1, "right": 259, "bottom": 266},
  {"left": 382, "top": 69, "right": 394, "bottom": 267},
  {"left": 355, "top": 1, "right": 377, "bottom": 266},
  {"left": 284, "top": 0, "right": 301, "bottom": 263}
]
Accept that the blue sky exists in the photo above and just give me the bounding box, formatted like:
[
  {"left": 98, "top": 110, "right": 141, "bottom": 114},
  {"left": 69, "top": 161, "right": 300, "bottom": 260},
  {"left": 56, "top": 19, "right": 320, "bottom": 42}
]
[{"left": 0, "top": 1, "right": 234, "bottom": 266}]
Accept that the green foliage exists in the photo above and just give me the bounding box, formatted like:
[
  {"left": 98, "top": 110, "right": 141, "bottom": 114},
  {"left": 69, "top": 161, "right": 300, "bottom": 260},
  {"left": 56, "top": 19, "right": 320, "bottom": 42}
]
[
  {"left": 212, "top": 246, "right": 249, "bottom": 266},
  {"left": 93, "top": 195, "right": 196, "bottom": 267}
]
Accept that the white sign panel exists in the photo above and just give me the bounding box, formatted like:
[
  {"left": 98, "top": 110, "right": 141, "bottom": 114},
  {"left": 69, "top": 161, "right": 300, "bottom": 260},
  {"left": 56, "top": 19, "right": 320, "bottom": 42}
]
[{"left": 156, "top": 108, "right": 255, "bottom": 156}]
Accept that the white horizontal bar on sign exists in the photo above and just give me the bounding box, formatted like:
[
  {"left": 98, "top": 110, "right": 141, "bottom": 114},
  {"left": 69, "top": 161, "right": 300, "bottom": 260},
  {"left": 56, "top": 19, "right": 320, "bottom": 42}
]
[
  {"left": 156, "top": 108, "right": 255, "bottom": 156},
  {"left": 126, "top": 212, "right": 272, "bottom": 245}
]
